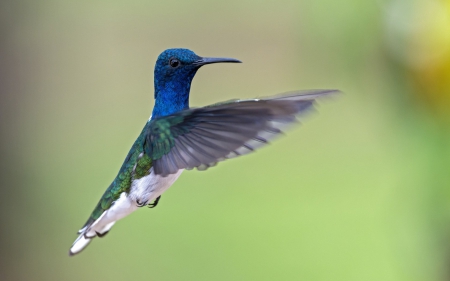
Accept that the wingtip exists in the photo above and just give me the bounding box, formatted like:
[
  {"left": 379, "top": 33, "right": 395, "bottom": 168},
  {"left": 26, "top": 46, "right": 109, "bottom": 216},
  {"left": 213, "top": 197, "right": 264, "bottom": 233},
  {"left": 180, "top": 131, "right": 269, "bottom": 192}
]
[
  {"left": 265, "top": 89, "right": 342, "bottom": 102},
  {"left": 312, "top": 89, "right": 341, "bottom": 101},
  {"left": 321, "top": 89, "right": 342, "bottom": 97},
  {"left": 295, "top": 89, "right": 342, "bottom": 98}
]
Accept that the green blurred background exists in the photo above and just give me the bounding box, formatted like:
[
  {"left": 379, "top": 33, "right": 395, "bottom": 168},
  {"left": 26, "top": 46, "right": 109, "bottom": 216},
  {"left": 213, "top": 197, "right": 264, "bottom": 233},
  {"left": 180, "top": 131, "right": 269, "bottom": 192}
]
[{"left": 1, "top": 0, "right": 450, "bottom": 280}]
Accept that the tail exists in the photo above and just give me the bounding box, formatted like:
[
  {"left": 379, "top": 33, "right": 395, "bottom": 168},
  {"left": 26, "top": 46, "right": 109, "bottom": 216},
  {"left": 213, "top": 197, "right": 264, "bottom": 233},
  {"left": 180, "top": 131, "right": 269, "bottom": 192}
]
[
  {"left": 69, "top": 220, "right": 116, "bottom": 256},
  {"left": 69, "top": 192, "right": 137, "bottom": 256}
]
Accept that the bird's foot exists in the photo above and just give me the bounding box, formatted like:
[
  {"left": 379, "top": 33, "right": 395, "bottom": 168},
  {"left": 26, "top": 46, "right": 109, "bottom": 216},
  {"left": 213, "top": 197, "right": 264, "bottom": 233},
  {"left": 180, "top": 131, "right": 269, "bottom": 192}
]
[
  {"left": 136, "top": 199, "right": 148, "bottom": 207},
  {"left": 147, "top": 196, "right": 161, "bottom": 208}
]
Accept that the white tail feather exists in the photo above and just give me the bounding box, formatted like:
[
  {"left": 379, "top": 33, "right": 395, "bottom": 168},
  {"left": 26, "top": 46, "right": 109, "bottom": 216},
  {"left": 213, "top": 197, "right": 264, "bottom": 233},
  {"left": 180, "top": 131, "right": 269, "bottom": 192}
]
[
  {"left": 69, "top": 234, "right": 92, "bottom": 256},
  {"left": 69, "top": 193, "right": 137, "bottom": 256}
]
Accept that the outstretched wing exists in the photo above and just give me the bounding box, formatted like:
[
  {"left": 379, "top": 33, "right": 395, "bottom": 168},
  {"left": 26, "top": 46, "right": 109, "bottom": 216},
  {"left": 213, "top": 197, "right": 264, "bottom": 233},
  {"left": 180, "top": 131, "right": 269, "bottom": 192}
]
[{"left": 144, "top": 89, "right": 338, "bottom": 176}]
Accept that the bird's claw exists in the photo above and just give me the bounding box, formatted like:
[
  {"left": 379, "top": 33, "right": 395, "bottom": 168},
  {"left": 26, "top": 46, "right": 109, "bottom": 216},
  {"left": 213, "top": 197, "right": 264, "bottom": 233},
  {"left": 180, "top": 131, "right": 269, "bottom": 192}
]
[
  {"left": 147, "top": 196, "right": 161, "bottom": 208},
  {"left": 136, "top": 199, "right": 148, "bottom": 207}
]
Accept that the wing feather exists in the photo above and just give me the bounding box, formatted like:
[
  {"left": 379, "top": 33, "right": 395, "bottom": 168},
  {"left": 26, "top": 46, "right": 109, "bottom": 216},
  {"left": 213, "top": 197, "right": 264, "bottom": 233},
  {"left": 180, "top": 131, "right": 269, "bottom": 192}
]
[{"left": 145, "top": 89, "right": 338, "bottom": 176}]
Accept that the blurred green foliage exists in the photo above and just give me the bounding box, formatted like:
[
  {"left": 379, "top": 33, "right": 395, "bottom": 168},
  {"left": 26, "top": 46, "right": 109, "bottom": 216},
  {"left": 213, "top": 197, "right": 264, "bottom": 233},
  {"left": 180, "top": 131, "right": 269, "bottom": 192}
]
[{"left": 1, "top": 0, "right": 450, "bottom": 280}]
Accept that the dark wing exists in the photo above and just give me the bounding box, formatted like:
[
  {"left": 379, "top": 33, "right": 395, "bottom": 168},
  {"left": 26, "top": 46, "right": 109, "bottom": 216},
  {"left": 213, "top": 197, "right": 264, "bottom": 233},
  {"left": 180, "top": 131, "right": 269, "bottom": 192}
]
[{"left": 144, "top": 89, "right": 338, "bottom": 176}]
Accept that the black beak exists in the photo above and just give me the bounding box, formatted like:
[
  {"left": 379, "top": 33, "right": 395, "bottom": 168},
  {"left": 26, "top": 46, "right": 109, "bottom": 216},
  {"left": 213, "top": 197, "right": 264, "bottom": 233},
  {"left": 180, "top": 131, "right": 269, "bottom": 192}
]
[{"left": 194, "top": 57, "right": 242, "bottom": 66}]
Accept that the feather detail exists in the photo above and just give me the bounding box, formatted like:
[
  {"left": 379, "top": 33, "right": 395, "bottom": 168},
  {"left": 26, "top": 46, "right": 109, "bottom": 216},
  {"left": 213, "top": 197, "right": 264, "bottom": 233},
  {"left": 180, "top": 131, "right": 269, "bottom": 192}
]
[{"left": 145, "top": 89, "right": 338, "bottom": 176}]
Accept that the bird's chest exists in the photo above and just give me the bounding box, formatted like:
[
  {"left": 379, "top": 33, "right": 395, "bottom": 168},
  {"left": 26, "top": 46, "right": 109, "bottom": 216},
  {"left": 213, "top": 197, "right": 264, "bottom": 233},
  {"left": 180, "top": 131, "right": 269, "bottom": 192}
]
[{"left": 128, "top": 168, "right": 183, "bottom": 203}]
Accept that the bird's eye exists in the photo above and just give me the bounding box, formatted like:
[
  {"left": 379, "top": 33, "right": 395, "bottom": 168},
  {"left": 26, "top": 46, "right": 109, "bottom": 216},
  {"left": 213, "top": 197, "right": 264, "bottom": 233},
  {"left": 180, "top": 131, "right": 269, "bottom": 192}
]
[{"left": 169, "top": 58, "right": 180, "bottom": 68}]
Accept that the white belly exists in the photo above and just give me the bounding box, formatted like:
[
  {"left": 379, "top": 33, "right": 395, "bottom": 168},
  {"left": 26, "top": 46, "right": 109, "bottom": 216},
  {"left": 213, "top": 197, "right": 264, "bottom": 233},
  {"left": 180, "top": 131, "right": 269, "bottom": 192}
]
[
  {"left": 87, "top": 169, "right": 183, "bottom": 236},
  {"left": 129, "top": 168, "right": 184, "bottom": 203}
]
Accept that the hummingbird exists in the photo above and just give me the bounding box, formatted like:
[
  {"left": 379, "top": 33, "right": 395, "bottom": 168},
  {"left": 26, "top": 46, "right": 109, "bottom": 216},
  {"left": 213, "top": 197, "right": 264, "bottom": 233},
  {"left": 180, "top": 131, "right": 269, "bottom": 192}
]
[{"left": 69, "top": 48, "right": 338, "bottom": 256}]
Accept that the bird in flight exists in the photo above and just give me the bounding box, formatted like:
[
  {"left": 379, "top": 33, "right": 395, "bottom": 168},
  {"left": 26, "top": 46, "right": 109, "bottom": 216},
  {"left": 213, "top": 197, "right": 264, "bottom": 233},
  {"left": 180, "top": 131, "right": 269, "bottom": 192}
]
[{"left": 69, "top": 48, "right": 338, "bottom": 256}]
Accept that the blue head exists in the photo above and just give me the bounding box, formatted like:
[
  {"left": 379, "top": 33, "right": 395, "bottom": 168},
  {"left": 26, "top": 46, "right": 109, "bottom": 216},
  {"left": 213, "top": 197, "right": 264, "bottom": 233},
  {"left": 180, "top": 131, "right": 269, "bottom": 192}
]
[{"left": 152, "top": 48, "right": 241, "bottom": 118}]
